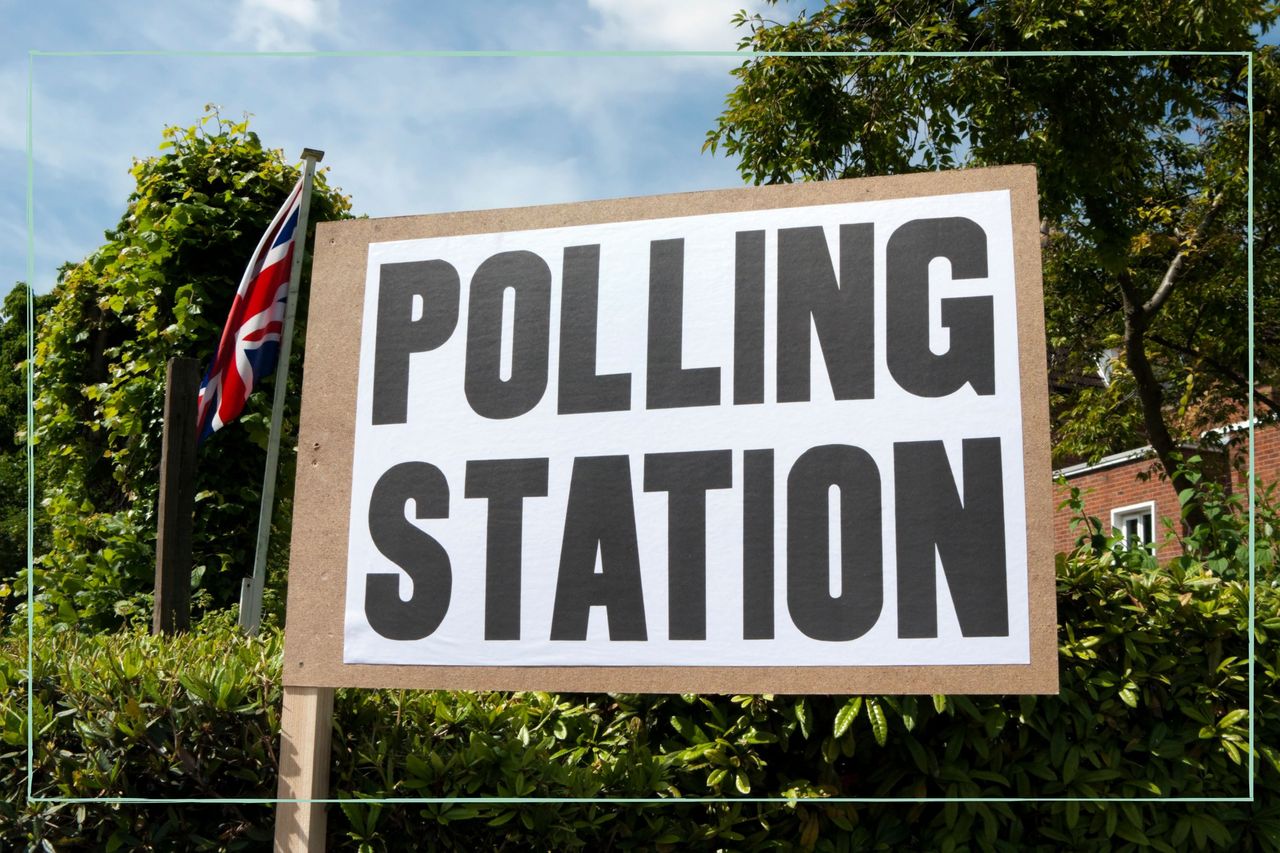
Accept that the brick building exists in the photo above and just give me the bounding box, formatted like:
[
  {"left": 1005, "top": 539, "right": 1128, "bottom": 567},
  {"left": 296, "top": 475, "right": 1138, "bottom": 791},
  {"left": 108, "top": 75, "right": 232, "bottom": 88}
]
[{"left": 1052, "top": 421, "right": 1276, "bottom": 559}]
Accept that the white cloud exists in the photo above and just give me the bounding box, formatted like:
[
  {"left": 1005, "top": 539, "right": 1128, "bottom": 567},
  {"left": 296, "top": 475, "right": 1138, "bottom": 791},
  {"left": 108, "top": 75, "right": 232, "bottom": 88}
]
[
  {"left": 586, "top": 0, "right": 764, "bottom": 51},
  {"left": 448, "top": 151, "right": 590, "bottom": 211},
  {"left": 276, "top": 52, "right": 740, "bottom": 214},
  {"left": 2, "top": 2, "right": 761, "bottom": 292},
  {"left": 231, "top": 0, "right": 341, "bottom": 51}
]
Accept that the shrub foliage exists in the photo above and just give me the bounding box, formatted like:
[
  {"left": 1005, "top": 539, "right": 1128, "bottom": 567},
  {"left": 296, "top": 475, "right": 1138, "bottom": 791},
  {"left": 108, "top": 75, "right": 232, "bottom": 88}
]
[
  {"left": 3, "top": 537, "right": 1277, "bottom": 851},
  {"left": 25, "top": 110, "right": 351, "bottom": 631}
]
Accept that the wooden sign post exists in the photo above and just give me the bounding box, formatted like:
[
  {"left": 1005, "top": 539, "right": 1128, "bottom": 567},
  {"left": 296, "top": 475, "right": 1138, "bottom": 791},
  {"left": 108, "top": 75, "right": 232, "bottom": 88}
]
[
  {"left": 154, "top": 356, "right": 199, "bottom": 635},
  {"left": 274, "top": 167, "right": 1056, "bottom": 849},
  {"left": 274, "top": 686, "right": 335, "bottom": 851}
]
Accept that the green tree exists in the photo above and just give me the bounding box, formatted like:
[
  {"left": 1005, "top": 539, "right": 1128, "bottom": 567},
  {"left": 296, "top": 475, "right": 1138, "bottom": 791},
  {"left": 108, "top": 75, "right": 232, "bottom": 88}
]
[
  {"left": 0, "top": 284, "right": 54, "bottom": 607},
  {"left": 27, "top": 110, "right": 351, "bottom": 631},
  {"left": 706, "top": 1, "right": 1278, "bottom": 527}
]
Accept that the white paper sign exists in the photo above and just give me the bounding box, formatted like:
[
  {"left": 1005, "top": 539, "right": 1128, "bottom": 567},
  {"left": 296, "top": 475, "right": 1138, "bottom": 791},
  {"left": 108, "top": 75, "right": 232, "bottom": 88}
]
[{"left": 342, "top": 190, "right": 1029, "bottom": 667}]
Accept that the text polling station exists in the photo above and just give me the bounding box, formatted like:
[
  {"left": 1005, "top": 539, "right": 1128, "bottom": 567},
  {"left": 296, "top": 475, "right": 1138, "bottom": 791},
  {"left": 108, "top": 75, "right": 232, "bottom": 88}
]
[{"left": 283, "top": 167, "right": 1057, "bottom": 693}]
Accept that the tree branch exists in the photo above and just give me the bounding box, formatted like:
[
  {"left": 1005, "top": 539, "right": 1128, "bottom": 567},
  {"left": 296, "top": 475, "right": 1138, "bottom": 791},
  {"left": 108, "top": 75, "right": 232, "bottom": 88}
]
[
  {"left": 1142, "top": 192, "right": 1227, "bottom": 317},
  {"left": 1118, "top": 270, "right": 1210, "bottom": 531},
  {"left": 1146, "top": 331, "right": 1280, "bottom": 415}
]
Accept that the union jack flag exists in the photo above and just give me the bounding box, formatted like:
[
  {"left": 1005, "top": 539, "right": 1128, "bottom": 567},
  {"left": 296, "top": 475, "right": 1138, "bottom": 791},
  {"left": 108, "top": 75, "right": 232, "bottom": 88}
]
[{"left": 196, "top": 178, "right": 304, "bottom": 443}]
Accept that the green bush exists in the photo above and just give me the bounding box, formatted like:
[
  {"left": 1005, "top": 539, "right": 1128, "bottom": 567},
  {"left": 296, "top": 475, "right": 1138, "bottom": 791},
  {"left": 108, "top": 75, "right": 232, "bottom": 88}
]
[
  {"left": 24, "top": 110, "right": 351, "bottom": 633},
  {"left": 1, "top": 612, "right": 281, "bottom": 849},
  {"left": 3, "top": 539, "right": 1277, "bottom": 851},
  {"left": 0, "top": 284, "right": 55, "bottom": 603}
]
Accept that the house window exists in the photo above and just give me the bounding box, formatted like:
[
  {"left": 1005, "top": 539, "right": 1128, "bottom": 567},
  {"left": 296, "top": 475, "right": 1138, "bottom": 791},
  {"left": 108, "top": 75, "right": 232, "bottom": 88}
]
[{"left": 1111, "top": 501, "right": 1155, "bottom": 551}]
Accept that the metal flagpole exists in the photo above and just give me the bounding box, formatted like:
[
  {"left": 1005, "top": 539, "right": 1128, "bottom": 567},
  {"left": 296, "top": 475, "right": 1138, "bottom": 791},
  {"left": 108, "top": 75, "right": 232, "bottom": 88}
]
[{"left": 240, "top": 147, "right": 325, "bottom": 635}]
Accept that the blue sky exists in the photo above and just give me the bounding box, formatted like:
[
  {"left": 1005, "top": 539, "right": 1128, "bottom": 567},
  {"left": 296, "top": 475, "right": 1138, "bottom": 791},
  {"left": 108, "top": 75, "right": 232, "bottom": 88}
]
[
  {"left": 6, "top": 4, "right": 1274, "bottom": 299},
  {"left": 3, "top": 0, "right": 780, "bottom": 295}
]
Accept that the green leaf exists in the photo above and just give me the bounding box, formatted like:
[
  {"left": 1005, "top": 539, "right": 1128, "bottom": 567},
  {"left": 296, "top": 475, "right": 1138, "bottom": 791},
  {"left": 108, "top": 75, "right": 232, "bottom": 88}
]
[
  {"left": 866, "top": 698, "right": 888, "bottom": 747},
  {"left": 1063, "top": 746, "right": 1080, "bottom": 785},
  {"left": 1217, "top": 709, "right": 1248, "bottom": 728},
  {"left": 834, "top": 697, "right": 862, "bottom": 738},
  {"left": 795, "top": 698, "right": 812, "bottom": 740},
  {"left": 904, "top": 736, "right": 930, "bottom": 774},
  {"left": 1116, "top": 821, "right": 1149, "bottom": 847}
]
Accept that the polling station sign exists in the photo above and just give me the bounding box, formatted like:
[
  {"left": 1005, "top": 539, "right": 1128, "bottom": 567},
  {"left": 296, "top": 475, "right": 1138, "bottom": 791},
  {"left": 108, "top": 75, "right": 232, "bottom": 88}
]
[{"left": 282, "top": 166, "right": 1056, "bottom": 694}]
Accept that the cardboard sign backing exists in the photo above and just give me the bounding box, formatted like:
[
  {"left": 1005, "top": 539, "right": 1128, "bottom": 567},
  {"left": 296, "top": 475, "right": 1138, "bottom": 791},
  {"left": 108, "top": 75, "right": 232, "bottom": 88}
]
[{"left": 281, "top": 165, "right": 1057, "bottom": 694}]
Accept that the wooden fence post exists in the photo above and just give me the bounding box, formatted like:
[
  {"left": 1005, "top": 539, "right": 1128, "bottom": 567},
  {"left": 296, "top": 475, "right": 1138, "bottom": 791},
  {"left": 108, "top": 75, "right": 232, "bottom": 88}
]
[
  {"left": 275, "top": 685, "right": 336, "bottom": 851},
  {"left": 153, "top": 356, "right": 200, "bottom": 635}
]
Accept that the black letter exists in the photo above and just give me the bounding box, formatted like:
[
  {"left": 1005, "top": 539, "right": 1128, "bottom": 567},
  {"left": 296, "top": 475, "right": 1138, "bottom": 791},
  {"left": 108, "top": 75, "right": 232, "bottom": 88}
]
[
  {"left": 365, "top": 461, "right": 451, "bottom": 640},
  {"left": 464, "top": 250, "right": 551, "bottom": 419},
  {"left": 550, "top": 456, "right": 647, "bottom": 640},
  {"left": 894, "top": 438, "right": 1008, "bottom": 638},
  {"left": 786, "top": 445, "right": 882, "bottom": 641},
  {"left": 777, "top": 224, "right": 875, "bottom": 403},
  {"left": 734, "top": 230, "right": 766, "bottom": 405},
  {"left": 373, "top": 261, "right": 460, "bottom": 425},
  {"left": 647, "top": 238, "right": 720, "bottom": 409},
  {"left": 465, "top": 458, "right": 549, "bottom": 640},
  {"left": 644, "top": 450, "right": 733, "bottom": 640},
  {"left": 885, "top": 217, "right": 995, "bottom": 397},
  {"left": 742, "top": 449, "right": 774, "bottom": 639},
  {"left": 558, "top": 244, "right": 632, "bottom": 413}
]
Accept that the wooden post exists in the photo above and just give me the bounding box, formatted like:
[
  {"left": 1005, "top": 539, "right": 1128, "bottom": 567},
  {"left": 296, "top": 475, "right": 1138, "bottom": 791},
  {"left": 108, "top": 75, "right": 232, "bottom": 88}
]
[
  {"left": 275, "top": 685, "right": 335, "bottom": 851},
  {"left": 153, "top": 357, "right": 200, "bottom": 635}
]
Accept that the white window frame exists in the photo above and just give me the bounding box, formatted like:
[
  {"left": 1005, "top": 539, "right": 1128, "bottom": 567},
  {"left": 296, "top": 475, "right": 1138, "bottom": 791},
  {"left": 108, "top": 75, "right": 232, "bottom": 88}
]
[{"left": 1111, "top": 501, "right": 1156, "bottom": 551}]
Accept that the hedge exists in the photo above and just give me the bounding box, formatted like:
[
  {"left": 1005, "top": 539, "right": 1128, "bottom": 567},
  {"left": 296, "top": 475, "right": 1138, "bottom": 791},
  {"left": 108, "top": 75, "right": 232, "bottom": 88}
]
[{"left": 3, "top": 543, "right": 1279, "bottom": 850}]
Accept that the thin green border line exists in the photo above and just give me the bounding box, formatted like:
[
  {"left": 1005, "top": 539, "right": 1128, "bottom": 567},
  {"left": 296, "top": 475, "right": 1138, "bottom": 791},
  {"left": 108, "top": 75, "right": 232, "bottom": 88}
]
[
  {"left": 24, "top": 49, "right": 36, "bottom": 805},
  {"left": 27, "top": 48, "right": 1251, "bottom": 58},
  {"left": 1246, "top": 49, "right": 1256, "bottom": 805},
  {"left": 23, "top": 47, "right": 1257, "bottom": 807},
  {"left": 26, "top": 795, "right": 1257, "bottom": 805}
]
